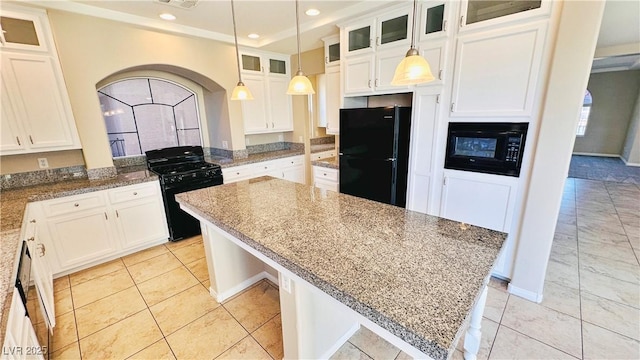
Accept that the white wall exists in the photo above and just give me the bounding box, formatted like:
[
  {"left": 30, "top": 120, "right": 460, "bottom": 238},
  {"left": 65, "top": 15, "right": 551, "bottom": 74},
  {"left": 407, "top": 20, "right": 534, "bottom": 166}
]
[
  {"left": 622, "top": 92, "right": 640, "bottom": 165},
  {"left": 508, "top": 0, "right": 606, "bottom": 301}
]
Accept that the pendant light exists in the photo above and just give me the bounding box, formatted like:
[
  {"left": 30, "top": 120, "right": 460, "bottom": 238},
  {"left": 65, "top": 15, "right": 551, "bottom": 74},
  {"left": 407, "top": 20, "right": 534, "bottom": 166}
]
[
  {"left": 391, "top": 0, "right": 435, "bottom": 86},
  {"left": 286, "top": 0, "right": 315, "bottom": 95},
  {"left": 230, "top": 0, "right": 253, "bottom": 100}
]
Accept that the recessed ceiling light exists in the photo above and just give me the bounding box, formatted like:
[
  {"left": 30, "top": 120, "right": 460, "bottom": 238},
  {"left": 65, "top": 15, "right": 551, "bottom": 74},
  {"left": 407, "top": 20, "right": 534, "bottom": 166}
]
[
  {"left": 248, "top": 33, "right": 260, "bottom": 39},
  {"left": 305, "top": 8, "right": 320, "bottom": 16},
  {"left": 159, "top": 13, "right": 176, "bottom": 21}
]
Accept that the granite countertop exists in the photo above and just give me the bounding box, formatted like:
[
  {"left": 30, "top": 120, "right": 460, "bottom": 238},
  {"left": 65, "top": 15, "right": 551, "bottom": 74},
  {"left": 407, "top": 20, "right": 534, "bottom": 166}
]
[
  {"left": 176, "top": 177, "right": 506, "bottom": 360},
  {"left": 0, "top": 168, "right": 158, "bottom": 337},
  {"left": 310, "top": 143, "right": 336, "bottom": 153},
  {"left": 311, "top": 156, "right": 339, "bottom": 170},
  {"left": 206, "top": 149, "right": 304, "bottom": 168}
]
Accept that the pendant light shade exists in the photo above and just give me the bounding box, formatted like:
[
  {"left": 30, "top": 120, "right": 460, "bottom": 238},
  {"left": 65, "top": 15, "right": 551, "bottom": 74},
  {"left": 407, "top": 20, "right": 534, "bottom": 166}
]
[
  {"left": 229, "top": 0, "right": 253, "bottom": 101},
  {"left": 391, "top": 0, "right": 435, "bottom": 86},
  {"left": 231, "top": 82, "right": 254, "bottom": 100},
  {"left": 287, "top": 0, "right": 315, "bottom": 95}
]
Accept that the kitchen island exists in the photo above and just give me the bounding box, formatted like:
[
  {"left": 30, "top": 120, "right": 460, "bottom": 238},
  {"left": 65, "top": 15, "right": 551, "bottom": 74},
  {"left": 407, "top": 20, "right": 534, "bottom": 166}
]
[{"left": 176, "top": 177, "right": 506, "bottom": 360}]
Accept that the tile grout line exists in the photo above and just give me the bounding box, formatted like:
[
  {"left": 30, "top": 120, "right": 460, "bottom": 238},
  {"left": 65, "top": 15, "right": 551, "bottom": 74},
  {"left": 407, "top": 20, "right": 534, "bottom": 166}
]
[
  {"left": 573, "top": 179, "right": 585, "bottom": 360},
  {"left": 497, "top": 322, "right": 582, "bottom": 359}
]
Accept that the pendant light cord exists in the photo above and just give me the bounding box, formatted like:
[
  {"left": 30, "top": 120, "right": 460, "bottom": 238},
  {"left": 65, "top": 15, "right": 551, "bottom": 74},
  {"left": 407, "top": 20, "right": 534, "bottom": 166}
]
[
  {"left": 295, "top": 0, "right": 302, "bottom": 74},
  {"left": 231, "top": 0, "right": 242, "bottom": 83},
  {"left": 410, "top": 0, "right": 417, "bottom": 49}
]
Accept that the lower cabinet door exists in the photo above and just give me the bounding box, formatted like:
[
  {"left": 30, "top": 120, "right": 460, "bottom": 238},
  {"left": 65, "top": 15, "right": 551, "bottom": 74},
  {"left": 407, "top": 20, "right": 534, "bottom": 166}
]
[
  {"left": 46, "top": 208, "right": 117, "bottom": 271},
  {"left": 112, "top": 198, "right": 168, "bottom": 251},
  {"left": 282, "top": 166, "right": 305, "bottom": 184},
  {"left": 28, "top": 229, "right": 56, "bottom": 328}
]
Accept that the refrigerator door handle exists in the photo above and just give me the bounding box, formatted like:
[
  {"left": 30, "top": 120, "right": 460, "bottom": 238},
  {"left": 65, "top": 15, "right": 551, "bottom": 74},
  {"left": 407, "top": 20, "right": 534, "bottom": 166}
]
[{"left": 385, "top": 158, "right": 397, "bottom": 162}]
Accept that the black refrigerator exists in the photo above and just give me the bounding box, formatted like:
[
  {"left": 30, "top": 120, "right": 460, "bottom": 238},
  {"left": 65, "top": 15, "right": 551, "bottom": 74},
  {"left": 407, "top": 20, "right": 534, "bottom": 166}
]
[{"left": 339, "top": 106, "right": 412, "bottom": 207}]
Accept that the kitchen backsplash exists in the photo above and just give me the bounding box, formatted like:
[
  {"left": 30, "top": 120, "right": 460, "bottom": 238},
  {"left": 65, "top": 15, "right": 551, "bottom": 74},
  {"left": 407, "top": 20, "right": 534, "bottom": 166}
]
[
  {"left": 1, "top": 165, "right": 88, "bottom": 190},
  {"left": 310, "top": 136, "right": 335, "bottom": 146}
]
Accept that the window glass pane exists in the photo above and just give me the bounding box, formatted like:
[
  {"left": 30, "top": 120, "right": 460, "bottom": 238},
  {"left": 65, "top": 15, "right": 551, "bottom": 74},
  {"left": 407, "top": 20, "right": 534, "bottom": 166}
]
[
  {"left": 381, "top": 15, "right": 408, "bottom": 44},
  {"left": 348, "top": 26, "right": 370, "bottom": 51},
  {"left": 100, "top": 79, "right": 152, "bottom": 106},
  {"left": 269, "top": 59, "right": 287, "bottom": 74},
  {"left": 0, "top": 17, "right": 39, "bottom": 46},
  {"left": 108, "top": 133, "right": 140, "bottom": 158},
  {"left": 177, "top": 129, "right": 201, "bottom": 147},
  {"left": 583, "top": 90, "right": 592, "bottom": 105},
  {"left": 425, "top": 5, "right": 445, "bottom": 34},
  {"left": 99, "top": 94, "right": 136, "bottom": 133},
  {"left": 242, "top": 55, "right": 261, "bottom": 71},
  {"left": 328, "top": 43, "right": 340, "bottom": 62},
  {"left": 466, "top": 0, "right": 541, "bottom": 25},
  {"left": 134, "top": 105, "right": 179, "bottom": 153},
  {"left": 174, "top": 96, "right": 199, "bottom": 129},
  {"left": 576, "top": 90, "right": 592, "bottom": 136},
  {"left": 149, "top": 79, "right": 192, "bottom": 106}
]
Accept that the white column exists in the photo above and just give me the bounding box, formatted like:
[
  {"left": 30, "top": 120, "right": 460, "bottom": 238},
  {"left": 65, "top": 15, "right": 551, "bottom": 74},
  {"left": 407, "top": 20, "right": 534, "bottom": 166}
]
[{"left": 463, "top": 285, "right": 488, "bottom": 360}]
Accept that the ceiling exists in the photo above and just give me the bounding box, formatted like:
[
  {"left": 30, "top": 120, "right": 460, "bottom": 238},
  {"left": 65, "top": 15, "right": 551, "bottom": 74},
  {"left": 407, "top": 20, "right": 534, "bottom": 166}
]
[{"left": 27, "top": 0, "right": 640, "bottom": 72}]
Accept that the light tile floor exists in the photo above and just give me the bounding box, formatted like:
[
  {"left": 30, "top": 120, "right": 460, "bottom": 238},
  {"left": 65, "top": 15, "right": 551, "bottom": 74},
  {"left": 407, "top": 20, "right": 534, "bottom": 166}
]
[{"left": 46, "top": 178, "right": 639, "bottom": 359}]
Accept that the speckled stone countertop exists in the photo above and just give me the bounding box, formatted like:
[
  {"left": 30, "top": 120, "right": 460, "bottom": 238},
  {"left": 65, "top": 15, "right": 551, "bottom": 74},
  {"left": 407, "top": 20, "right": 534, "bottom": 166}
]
[
  {"left": 311, "top": 156, "right": 339, "bottom": 170},
  {"left": 176, "top": 177, "right": 506, "bottom": 360},
  {"left": 206, "top": 149, "right": 304, "bottom": 168},
  {"left": 0, "top": 168, "right": 158, "bottom": 338},
  {"left": 310, "top": 143, "right": 336, "bottom": 153}
]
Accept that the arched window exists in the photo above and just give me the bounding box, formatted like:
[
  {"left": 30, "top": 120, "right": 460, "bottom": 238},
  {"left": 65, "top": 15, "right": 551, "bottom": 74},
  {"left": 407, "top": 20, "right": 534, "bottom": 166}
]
[
  {"left": 576, "top": 90, "right": 592, "bottom": 136},
  {"left": 98, "top": 78, "right": 202, "bottom": 158}
]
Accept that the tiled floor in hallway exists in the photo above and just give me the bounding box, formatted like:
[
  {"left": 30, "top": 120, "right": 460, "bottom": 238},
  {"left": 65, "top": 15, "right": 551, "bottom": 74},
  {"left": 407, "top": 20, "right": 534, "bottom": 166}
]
[{"left": 46, "top": 178, "right": 639, "bottom": 359}]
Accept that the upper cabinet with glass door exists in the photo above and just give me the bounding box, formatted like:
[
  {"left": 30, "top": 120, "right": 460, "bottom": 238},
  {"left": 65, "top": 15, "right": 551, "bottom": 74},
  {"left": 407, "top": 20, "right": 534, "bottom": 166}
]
[
  {"left": 0, "top": 8, "right": 50, "bottom": 52},
  {"left": 240, "top": 51, "right": 288, "bottom": 77},
  {"left": 323, "top": 35, "right": 340, "bottom": 69},
  {"left": 458, "top": 0, "right": 551, "bottom": 32},
  {"left": 344, "top": 6, "right": 411, "bottom": 57},
  {"left": 418, "top": 1, "right": 452, "bottom": 42}
]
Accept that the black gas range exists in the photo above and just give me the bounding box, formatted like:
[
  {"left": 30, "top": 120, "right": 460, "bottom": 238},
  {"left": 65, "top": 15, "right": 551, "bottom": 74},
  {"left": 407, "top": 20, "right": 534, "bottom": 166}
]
[{"left": 146, "top": 146, "right": 223, "bottom": 241}]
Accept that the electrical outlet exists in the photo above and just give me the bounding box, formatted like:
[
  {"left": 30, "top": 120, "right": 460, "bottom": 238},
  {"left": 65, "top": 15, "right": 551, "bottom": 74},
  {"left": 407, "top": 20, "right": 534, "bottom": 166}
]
[
  {"left": 222, "top": 141, "right": 228, "bottom": 149},
  {"left": 37, "top": 158, "right": 49, "bottom": 169},
  {"left": 278, "top": 134, "right": 284, "bottom": 142}
]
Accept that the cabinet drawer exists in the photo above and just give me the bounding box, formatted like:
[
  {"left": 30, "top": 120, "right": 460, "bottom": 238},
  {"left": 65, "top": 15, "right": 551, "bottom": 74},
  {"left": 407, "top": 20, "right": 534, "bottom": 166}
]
[
  {"left": 42, "top": 192, "right": 106, "bottom": 217},
  {"left": 109, "top": 182, "right": 159, "bottom": 204},
  {"left": 313, "top": 167, "right": 339, "bottom": 182},
  {"left": 223, "top": 165, "right": 253, "bottom": 183},
  {"left": 311, "top": 150, "right": 336, "bottom": 161},
  {"left": 279, "top": 156, "right": 304, "bottom": 168},
  {"left": 252, "top": 161, "right": 279, "bottom": 175}
]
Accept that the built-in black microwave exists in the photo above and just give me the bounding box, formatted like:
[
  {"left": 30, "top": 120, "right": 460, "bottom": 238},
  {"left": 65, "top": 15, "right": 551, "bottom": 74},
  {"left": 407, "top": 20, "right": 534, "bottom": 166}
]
[{"left": 444, "top": 122, "right": 529, "bottom": 177}]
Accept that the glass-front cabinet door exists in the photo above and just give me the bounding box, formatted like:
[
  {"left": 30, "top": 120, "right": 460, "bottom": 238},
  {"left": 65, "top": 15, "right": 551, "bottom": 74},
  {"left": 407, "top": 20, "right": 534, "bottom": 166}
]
[
  {"left": 0, "top": 9, "right": 49, "bottom": 52},
  {"left": 241, "top": 53, "right": 262, "bottom": 73},
  {"left": 268, "top": 58, "right": 287, "bottom": 76},
  {"left": 419, "top": 1, "right": 451, "bottom": 41},
  {"left": 376, "top": 9, "right": 410, "bottom": 50},
  {"left": 459, "top": 0, "right": 548, "bottom": 30},
  {"left": 323, "top": 34, "right": 340, "bottom": 68},
  {"left": 346, "top": 21, "right": 373, "bottom": 55}
]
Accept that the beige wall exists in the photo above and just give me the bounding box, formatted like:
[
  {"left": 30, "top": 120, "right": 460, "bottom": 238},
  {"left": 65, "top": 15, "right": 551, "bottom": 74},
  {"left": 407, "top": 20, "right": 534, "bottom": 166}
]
[
  {"left": 46, "top": 10, "right": 246, "bottom": 170},
  {"left": 0, "top": 150, "right": 85, "bottom": 175},
  {"left": 622, "top": 92, "right": 640, "bottom": 164},
  {"left": 573, "top": 70, "right": 640, "bottom": 155}
]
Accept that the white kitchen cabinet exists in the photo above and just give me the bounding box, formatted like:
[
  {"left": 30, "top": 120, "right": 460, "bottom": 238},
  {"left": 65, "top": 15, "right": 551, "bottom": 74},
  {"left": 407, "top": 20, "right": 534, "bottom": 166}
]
[
  {"left": 324, "top": 67, "right": 341, "bottom": 134},
  {"left": 313, "top": 166, "right": 339, "bottom": 192},
  {"left": 32, "top": 181, "right": 168, "bottom": 275},
  {"left": 2, "top": 291, "right": 27, "bottom": 360},
  {"left": 449, "top": 21, "right": 547, "bottom": 117},
  {"left": 44, "top": 194, "right": 118, "bottom": 271},
  {"left": 322, "top": 35, "right": 340, "bottom": 69},
  {"left": 0, "top": 7, "right": 50, "bottom": 53},
  {"left": 458, "top": 0, "right": 550, "bottom": 33},
  {"left": 222, "top": 155, "right": 305, "bottom": 185},
  {"left": 406, "top": 89, "right": 441, "bottom": 215},
  {"left": 240, "top": 50, "right": 292, "bottom": 134},
  {"left": 344, "top": 7, "right": 411, "bottom": 57},
  {"left": 0, "top": 5, "right": 81, "bottom": 156},
  {"left": 374, "top": 47, "right": 407, "bottom": 92},
  {"left": 109, "top": 182, "right": 168, "bottom": 251},
  {"left": 418, "top": 1, "right": 452, "bottom": 42},
  {"left": 343, "top": 53, "right": 375, "bottom": 95},
  {"left": 417, "top": 41, "right": 447, "bottom": 87}
]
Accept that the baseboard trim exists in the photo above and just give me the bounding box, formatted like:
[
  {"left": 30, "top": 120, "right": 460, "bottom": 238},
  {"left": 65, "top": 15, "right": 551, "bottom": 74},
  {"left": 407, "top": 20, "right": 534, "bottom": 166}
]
[
  {"left": 507, "top": 284, "right": 543, "bottom": 303},
  {"left": 319, "top": 323, "right": 361, "bottom": 359},
  {"left": 211, "top": 271, "right": 274, "bottom": 303},
  {"left": 620, "top": 157, "right": 640, "bottom": 167},
  {"left": 571, "top": 152, "right": 620, "bottom": 158}
]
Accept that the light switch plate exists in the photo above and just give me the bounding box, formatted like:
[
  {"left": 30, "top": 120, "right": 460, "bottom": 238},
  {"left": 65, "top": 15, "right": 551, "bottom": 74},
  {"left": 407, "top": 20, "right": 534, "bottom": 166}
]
[{"left": 222, "top": 141, "right": 228, "bottom": 149}]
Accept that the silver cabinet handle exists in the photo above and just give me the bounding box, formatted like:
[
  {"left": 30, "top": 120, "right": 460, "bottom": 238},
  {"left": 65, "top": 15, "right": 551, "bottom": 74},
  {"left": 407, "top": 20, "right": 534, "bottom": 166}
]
[
  {"left": 368, "top": 80, "right": 372, "bottom": 88},
  {"left": 37, "top": 243, "right": 46, "bottom": 256},
  {"left": 325, "top": 56, "right": 328, "bottom": 64},
  {"left": 27, "top": 237, "right": 35, "bottom": 242},
  {"left": 375, "top": 79, "right": 379, "bottom": 87},
  {"left": 74, "top": 203, "right": 79, "bottom": 207},
  {"left": 376, "top": 36, "right": 379, "bottom": 46},
  {"left": 443, "top": 20, "right": 448, "bottom": 31},
  {"left": 116, "top": 210, "right": 119, "bottom": 218},
  {"left": 265, "top": 122, "right": 269, "bottom": 128},
  {"left": 438, "top": 70, "right": 443, "bottom": 80},
  {"left": 460, "top": 16, "right": 465, "bottom": 28},
  {"left": 30, "top": 219, "right": 36, "bottom": 223},
  {"left": 16, "top": 137, "right": 21, "bottom": 146},
  {"left": 451, "top": 103, "right": 455, "bottom": 112},
  {"left": 104, "top": 212, "right": 108, "bottom": 220},
  {"left": 133, "top": 192, "right": 138, "bottom": 195},
  {"left": 272, "top": 122, "right": 274, "bottom": 128},
  {"left": 29, "top": 135, "right": 34, "bottom": 144}
]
